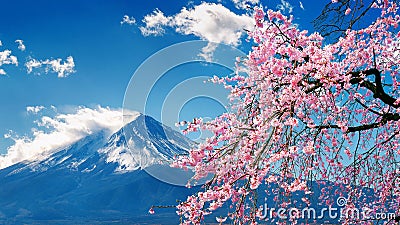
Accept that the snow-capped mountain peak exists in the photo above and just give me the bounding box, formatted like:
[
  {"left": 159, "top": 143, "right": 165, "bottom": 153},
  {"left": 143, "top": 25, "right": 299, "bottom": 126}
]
[{"left": 101, "top": 114, "right": 194, "bottom": 171}]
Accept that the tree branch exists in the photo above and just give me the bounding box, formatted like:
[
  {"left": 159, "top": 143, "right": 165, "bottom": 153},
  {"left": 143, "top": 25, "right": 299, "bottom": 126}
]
[
  {"left": 305, "top": 68, "right": 399, "bottom": 109},
  {"left": 314, "top": 112, "right": 400, "bottom": 133},
  {"left": 349, "top": 68, "right": 399, "bottom": 108}
]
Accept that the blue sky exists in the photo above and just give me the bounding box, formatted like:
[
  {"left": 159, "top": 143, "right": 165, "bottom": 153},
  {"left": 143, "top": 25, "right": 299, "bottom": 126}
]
[{"left": 0, "top": 0, "right": 326, "bottom": 159}]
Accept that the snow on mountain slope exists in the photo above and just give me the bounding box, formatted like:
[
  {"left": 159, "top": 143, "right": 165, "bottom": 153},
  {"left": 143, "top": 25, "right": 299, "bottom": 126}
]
[{"left": 101, "top": 114, "right": 195, "bottom": 172}]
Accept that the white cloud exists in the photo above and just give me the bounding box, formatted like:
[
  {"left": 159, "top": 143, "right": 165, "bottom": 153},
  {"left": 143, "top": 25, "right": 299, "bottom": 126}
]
[
  {"left": 299, "top": 1, "right": 305, "bottom": 10},
  {"left": 198, "top": 42, "right": 218, "bottom": 62},
  {"left": 25, "top": 58, "right": 41, "bottom": 73},
  {"left": 0, "top": 40, "right": 2, "bottom": 46},
  {"left": 139, "top": 9, "right": 170, "bottom": 36},
  {"left": 0, "top": 50, "right": 18, "bottom": 75},
  {"left": 44, "top": 56, "right": 75, "bottom": 77},
  {"left": 121, "top": 15, "right": 136, "bottom": 25},
  {"left": 1, "top": 106, "right": 140, "bottom": 169},
  {"left": 139, "top": 3, "right": 254, "bottom": 60},
  {"left": 26, "top": 106, "right": 45, "bottom": 114},
  {"left": 25, "top": 56, "right": 75, "bottom": 78},
  {"left": 172, "top": 3, "right": 253, "bottom": 45},
  {"left": 231, "top": 0, "right": 259, "bottom": 9},
  {"left": 0, "top": 41, "right": 76, "bottom": 78},
  {"left": 15, "top": 39, "right": 26, "bottom": 51},
  {"left": 277, "top": 0, "right": 294, "bottom": 13},
  {"left": 0, "top": 50, "right": 18, "bottom": 65}
]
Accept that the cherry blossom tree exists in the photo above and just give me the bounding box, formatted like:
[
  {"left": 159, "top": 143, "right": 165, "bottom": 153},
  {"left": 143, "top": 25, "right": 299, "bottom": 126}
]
[{"left": 172, "top": 0, "right": 400, "bottom": 224}]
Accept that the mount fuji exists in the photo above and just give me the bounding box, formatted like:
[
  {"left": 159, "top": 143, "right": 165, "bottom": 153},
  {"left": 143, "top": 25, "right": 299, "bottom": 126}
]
[{"left": 0, "top": 114, "right": 200, "bottom": 224}]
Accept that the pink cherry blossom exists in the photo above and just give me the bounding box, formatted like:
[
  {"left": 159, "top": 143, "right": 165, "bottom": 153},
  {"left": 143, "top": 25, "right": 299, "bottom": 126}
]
[
  {"left": 216, "top": 216, "right": 227, "bottom": 223},
  {"left": 148, "top": 207, "right": 155, "bottom": 215},
  {"left": 171, "top": 1, "right": 400, "bottom": 224}
]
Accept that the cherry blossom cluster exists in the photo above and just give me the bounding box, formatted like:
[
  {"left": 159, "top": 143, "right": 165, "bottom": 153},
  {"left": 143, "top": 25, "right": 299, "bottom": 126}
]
[{"left": 172, "top": 1, "right": 400, "bottom": 224}]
